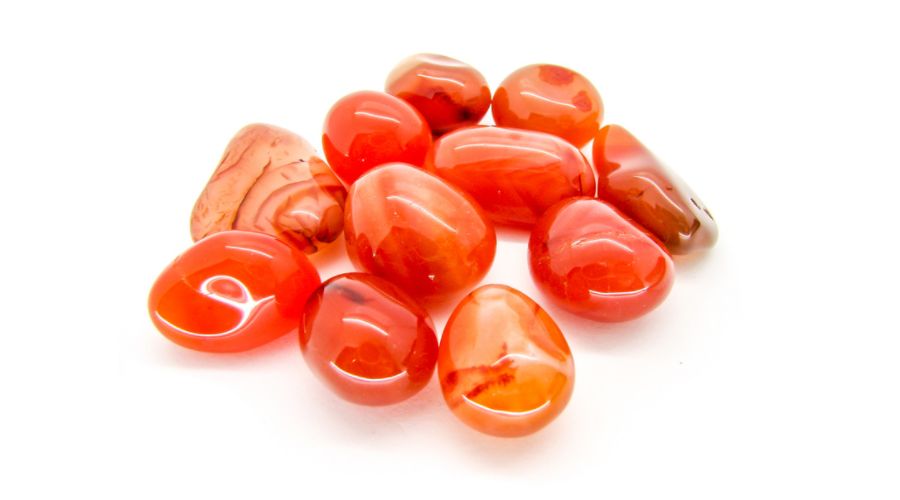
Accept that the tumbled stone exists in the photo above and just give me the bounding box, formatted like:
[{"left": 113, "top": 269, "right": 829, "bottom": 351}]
[
  {"left": 593, "top": 124, "right": 718, "bottom": 255},
  {"left": 191, "top": 123, "right": 346, "bottom": 253},
  {"left": 343, "top": 163, "right": 496, "bottom": 301},
  {"left": 438, "top": 284, "right": 574, "bottom": 437}
]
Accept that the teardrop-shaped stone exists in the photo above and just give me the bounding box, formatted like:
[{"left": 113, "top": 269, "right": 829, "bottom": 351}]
[{"left": 438, "top": 284, "right": 574, "bottom": 437}]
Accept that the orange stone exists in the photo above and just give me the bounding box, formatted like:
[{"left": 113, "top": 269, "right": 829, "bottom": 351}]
[
  {"left": 386, "top": 53, "right": 491, "bottom": 135},
  {"left": 343, "top": 163, "right": 496, "bottom": 301},
  {"left": 593, "top": 124, "right": 718, "bottom": 255},
  {"left": 300, "top": 273, "right": 438, "bottom": 406},
  {"left": 190, "top": 123, "right": 347, "bottom": 254},
  {"left": 322, "top": 91, "right": 432, "bottom": 186},
  {"left": 492, "top": 64, "right": 603, "bottom": 148},
  {"left": 148, "top": 231, "right": 321, "bottom": 352},
  {"left": 529, "top": 197, "right": 674, "bottom": 322},
  {"left": 438, "top": 284, "right": 574, "bottom": 437},
  {"left": 424, "top": 126, "right": 596, "bottom": 227}
]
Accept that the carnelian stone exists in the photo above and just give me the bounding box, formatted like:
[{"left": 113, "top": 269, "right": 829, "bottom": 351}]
[
  {"left": 593, "top": 124, "right": 718, "bottom": 255},
  {"left": 300, "top": 273, "right": 438, "bottom": 406},
  {"left": 492, "top": 64, "right": 603, "bottom": 148},
  {"left": 148, "top": 231, "right": 321, "bottom": 352},
  {"left": 322, "top": 91, "right": 432, "bottom": 186},
  {"left": 385, "top": 53, "right": 491, "bottom": 135},
  {"left": 424, "top": 126, "right": 596, "bottom": 227},
  {"left": 438, "top": 284, "right": 574, "bottom": 437},
  {"left": 529, "top": 197, "right": 674, "bottom": 322},
  {"left": 343, "top": 163, "right": 496, "bottom": 301},
  {"left": 191, "top": 124, "right": 346, "bottom": 254}
]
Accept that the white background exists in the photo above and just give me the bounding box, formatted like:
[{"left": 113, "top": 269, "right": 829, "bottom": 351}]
[{"left": 2, "top": 1, "right": 898, "bottom": 498}]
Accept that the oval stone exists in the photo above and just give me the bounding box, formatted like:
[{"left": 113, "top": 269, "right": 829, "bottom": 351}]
[
  {"left": 492, "top": 64, "right": 603, "bottom": 148},
  {"left": 300, "top": 273, "right": 438, "bottom": 406},
  {"left": 385, "top": 53, "right": 491, "bottom": 135},
  {"left": 344, "top": 163, "right": 496, "bottom": 301},
  {"left": 424, "top": 126, "right": 596, "bottom": 227},
  {"left": 322, "top": 91, "right": 432, "bottom": 186},
  {"left": 149, "top": 230, "right": 321, "bottom": 352}
]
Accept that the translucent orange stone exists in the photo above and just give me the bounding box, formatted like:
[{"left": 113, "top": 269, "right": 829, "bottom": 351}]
[
  {"left": 492, "top": 64, "right": 603, "bottom": 148},
  {"left": 385, "top": 53, "right": 491, "bottom": 135},
  {"left": 148, "top": 231, "right": 321, "bottom": 352},
  {"left": 343, "top": 163, "right": 496, "bottom": 301},
  {"left": 322, "top": 91, "right": 432, "bottom": 186},
  {"left": 529, "top": 197, "right": 674, "bottom": 322},
  {"left": 593, "top": 124, "right": 718, "bottom": 255},
  {"left": 438, "top": 284, "right": 574, "bottom": 437},
  {"left": 424, "top": 126, "right": 596, "bottom": 227},
  {"left": 190, "top": 123, "right": 347, "bottom": 254},
  {"left": 300, "top": 273, "right": 438, "bottom": 406}
]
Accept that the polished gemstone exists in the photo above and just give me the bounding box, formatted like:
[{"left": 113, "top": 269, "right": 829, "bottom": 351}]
[
  {"left": 492, "top": 64, "right": 603, "bottom": 148},
  {"left": 529, "top": 197, "right": 674, "bottom": 322},
  {"left": 344, "top": 163, "right": 496, "bottom": 301},
  {"left": 300, "top": 273, "right": 438, "bottom": 406},
  {"left": 190, "top": 123, "right": 346, "bottom": 254},
  {"left": 386, "top": 53, "right": 491, "bottom": 135},
  {"left": 438, "top": 284, "right": 574, "bottom": 437},
  {"left": 424, "top": 126, "right": 595, "bottom": 226},
  {"left": 322, "top": 91, "right": 432, "bottom": 186},
  {"left": 149, "top": 230, "right": 321, "bottom": 352},
  {"left": 593, "top": 124, "right": 718, "bottom": 255}
]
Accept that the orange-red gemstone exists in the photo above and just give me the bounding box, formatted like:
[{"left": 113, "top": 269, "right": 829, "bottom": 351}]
[
  {"left": 148, "top": 230, "right": 321, "bottom": 352},
  {"left": 322, "top": 91, "right": 432, "bottom": 186},
  {"left": 300, "top": 273, "right": 438, "bottom": 406},
  {"left": 191, "top": 124, "right": 347, "bottom": 254},
  {"left": 386, "top": 53, "right": 491, "bottom": 135},
  {"left": 593, "top": 124, "right": 718, "bottom": 255},
  {"left": 492, "top": 64, "right": 603, "bottom": 148},
  {"left": 438, "top": 284, "right": 574, "bottom": 437},
  {"left": 343, "top": 163, "right": 496, "bottom": 301},
  {"left": 529, "top": 197, "right": 674, "bottom": 322},
  {"left": 424, "top": 126, "right": 596, "bottom": 227}
]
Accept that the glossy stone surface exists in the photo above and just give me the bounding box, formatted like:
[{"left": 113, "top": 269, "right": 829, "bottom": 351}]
[
  {"left": 300, "top": 273, "right": 438, "bottom": 406},
  {"left": 529, "top": 197, "right": 674, "bottom": 322},
  {"left": 322, "top": 91, "right": 432, "bottom": 186},
  {"left": 438, "top": 284, "right": 574, "bottom": 437},
  {"left": 593, "top": 124, "right": 718, "bottom": 255},
  {"left": 492, "top": 64, "right": 603, "bottom": 148},
  {"left": 344, "top": 163, "right": 496, "bottom": 301},
  {"left": 190, "top": 123, "right": 347, "bottom": 254},
  {"left": 424, "top": 126, "right": 596, "bottom": 227},
  {"left": 386, "top": 53, "right": 491, "bottom": 135},
  {"left": 149, "top": 231, "right": 321, "bottom": 352}
]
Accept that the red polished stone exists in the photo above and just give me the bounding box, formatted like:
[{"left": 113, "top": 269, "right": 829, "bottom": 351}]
[
  {"left": 385, "top": 53, "right": 491, "bottom": 135},
  {"left": 593, "top": 124, "right": 718, "bottom": 255},
  {"left": 148, "top": 231, "right": 321, "bottom": 352},
  {"left": 529, "top": 197, "right": 674, "bottom": 322},
  {"left": 492, "top": 64, "right": 603, "bottom": 148},
  {"left": 191, "top": 123, "right": 346, "bottom": 254},
  {"left": 300, "top": 273, "right": 438, "bottom": 406},
  {"left": 322, "top": 91, "right": 432, "bottom": 186},
  {"left": 439, "top": 284, "right": 574, "bottom": 437},
  {"left": 424, "top": 126, "right": 596, "bottom": 227},
  {"left": 344, "top": 163, "right": 496, "bottom": 301}
]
